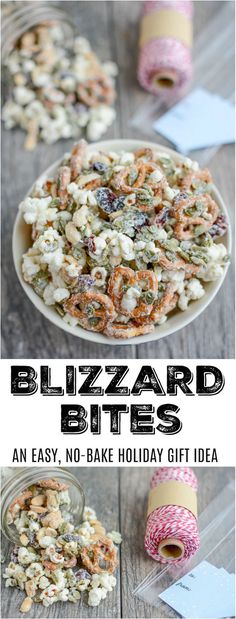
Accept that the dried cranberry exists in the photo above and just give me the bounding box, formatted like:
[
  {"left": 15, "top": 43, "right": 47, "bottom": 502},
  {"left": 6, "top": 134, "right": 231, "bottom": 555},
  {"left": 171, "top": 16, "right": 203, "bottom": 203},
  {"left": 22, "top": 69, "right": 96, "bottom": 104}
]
[
  {"left": 93, "top": 162, "right": 108, "bottom": 174},
  {"left": 77, "top": 275, "right": 96, "bottom": 291},
  {"left": 62, "top": 533, "right": 80, "bottom": 542},
  {"left": 74, "top": 103, "right": 88, "bottom": 114},
  {"left": 10, "top": 547, "right": 19, "bottom": 563},
  {"left": 83, "top": 235, "right": 96, "bottom": 253},
  {"left": 208, "top": 214, "right": 228, "bottom": 239},
  {"left": 75, "top": 569, "right": 91, "bottom": 581},
  {"left": 155, "top": 206, "right": 170, "bottom": 227},
  {"left": 38, "top": 512, "right": 47, "bottom": 521},
  {"left": 133, "top": 212, "right": 149, "bottom": 230},
  {"left": 27, "top": 532, "right": 38, "bottom": 547},
  {"left": 174, "top": 192, "right": 188, "bottom": 204},
  {"left": 112, "top": 196, "right": 126, "bottom": 212},
  {"left": 96, "top": 188, "right": 117, "bottom": 213},
  {"left": 60, "top": 71, "right": 75, "bottom": 79}
]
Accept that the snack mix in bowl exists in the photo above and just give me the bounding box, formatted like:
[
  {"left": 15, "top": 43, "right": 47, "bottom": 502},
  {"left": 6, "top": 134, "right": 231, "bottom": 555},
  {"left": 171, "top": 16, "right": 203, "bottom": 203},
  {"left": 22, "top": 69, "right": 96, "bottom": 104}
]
[{"left": 20, "top": 140, "right": 229, "bottom": 339}]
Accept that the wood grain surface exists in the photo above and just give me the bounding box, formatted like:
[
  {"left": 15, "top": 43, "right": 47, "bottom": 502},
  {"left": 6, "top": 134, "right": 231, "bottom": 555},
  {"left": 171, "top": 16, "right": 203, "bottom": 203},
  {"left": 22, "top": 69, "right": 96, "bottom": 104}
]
[
  {"left": 1, "top": 0, "right": 235, "bottom": 359},
  {"left": 1, "top": 466, "right": 234, "bottom": 618}
]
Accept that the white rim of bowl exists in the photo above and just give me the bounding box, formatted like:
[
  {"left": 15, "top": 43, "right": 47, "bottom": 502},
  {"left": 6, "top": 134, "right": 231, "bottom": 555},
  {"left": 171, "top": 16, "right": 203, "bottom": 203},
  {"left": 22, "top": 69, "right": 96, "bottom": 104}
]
[{"left": 12, "top": 139, "right": 232, "bottom": 346}]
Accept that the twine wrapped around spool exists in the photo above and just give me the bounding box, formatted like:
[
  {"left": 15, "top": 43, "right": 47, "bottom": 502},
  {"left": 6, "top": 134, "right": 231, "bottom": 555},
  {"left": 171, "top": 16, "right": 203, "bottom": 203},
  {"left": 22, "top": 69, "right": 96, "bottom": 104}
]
[
  {"left": 138, "top": 0, "right": 193, "bottom": 101},
  {"left": 145, "top": 467, "right": 200, "bottom": 564}
]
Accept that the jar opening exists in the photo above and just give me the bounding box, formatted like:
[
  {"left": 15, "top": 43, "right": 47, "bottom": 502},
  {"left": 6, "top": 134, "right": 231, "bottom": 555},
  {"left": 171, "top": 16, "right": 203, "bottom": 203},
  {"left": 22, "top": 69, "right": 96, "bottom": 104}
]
[{"left": 1, "top": 467, "right": 85, "bottom": 544}]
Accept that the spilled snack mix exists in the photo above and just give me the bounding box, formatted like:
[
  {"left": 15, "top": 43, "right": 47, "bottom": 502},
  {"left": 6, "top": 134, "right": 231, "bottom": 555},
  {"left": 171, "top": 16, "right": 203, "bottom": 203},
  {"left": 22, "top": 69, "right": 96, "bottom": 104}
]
[
  {"left": 2, "top": 22, "right": 117, "bottom": 149},
  {"left": 3, "top": 478, "right": 121, "bottom": 611},
  {"left": 20, "top": 141, "right": 229, "bottom": 339}
]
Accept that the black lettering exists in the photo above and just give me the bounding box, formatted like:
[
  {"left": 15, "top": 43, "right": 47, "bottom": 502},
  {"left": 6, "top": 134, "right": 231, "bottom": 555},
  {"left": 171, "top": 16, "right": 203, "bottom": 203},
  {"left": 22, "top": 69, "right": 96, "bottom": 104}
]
[
  {"left": 167, "top": 366, "right": 194, "bottom": 395},
  {"left": 40, "top": 366, "right": 64, "bottom": 395},
  {"left": 105, "top": 366, "right": 130, "bottom": 395},
  {"left": 61, "top": 405, "right": 88, "bottom": 434},
  {"left": 66, "top": 365, "right": 76, "bottom": 395},
  {"left": 131, "top": 404, "right": 154, "bottom": 433},
  {"left": 131, "top": 366, "right": 165, "bottom": 395},
  {"left": 12, "top": 448, "right": 27, "bottom": 462},
  {"left": 103, "top": 404, "right": 128, "bottom": 434},
  {"left": 157, "top": 404, "right": 182, "bottom": 434},
  {"left": 90, "top": 405, "right": 101, "bottom": 434},
  {"left": 196, "top": 366, "right": 225, "bottom": 395},
  {"left": 66, "top": 448, "right": 80, "bottom": 462},
  {"left": 78, "top": 366, "right": 103, "bottom": 395},
  {"left": 11, "top": 366, "right": 38, "bottom": 395}
]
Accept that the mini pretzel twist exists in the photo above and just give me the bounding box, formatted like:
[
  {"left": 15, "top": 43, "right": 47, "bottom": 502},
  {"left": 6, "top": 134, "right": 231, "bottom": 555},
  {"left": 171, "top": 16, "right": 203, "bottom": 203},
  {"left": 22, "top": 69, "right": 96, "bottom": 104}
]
[
  {"left": 136, "top": 284, "right": 178, "bottom": 325},
  {"left": 81, "top": 537, "right": 118, "bottom": 574},
  {"left": 77, "top": 76, "right": 115, "bottom": 107},
  {"left": 134, "top": 147, "right": 154, "bottom": 162},
  {"left": 107, "top": 266, "right": 158, "bottom": 319},
  {"left": 64, "top": 291, "right": 116, "bottom": 332},
  {"left": 110, "top": 163, "right": 146, "bottom": 193},
  {"left": 180, "top": 168, "right": 212, "bottom": 192},
  {"left": 42, "top": 555, "right": 76, "bottom": 571},
  {"left": 37, "top": 479, "right": 69, "bottom": 491},
  {"left": 172, "top": 194, "right": 219, "bottom": 240},
  {"left": 150, "top": 284, "right": 178, "bottom": 323},
  {"left": 9, "top": 491, "right": 33, "bottom": 513},
  {"left": 104, "top": 321, "right": 154, "bottom": 339},
  {"left": 144, "top": 162, "right": 168, "bottom": 196},
  {"left": 57, "top": 166, "right": 71, "bottom": 210},
  {"left": 156, "top": 247, "right": 200, "bottom": 276},
  {"left": 70, "top": 140, "right": 87, "bottom": 181}
]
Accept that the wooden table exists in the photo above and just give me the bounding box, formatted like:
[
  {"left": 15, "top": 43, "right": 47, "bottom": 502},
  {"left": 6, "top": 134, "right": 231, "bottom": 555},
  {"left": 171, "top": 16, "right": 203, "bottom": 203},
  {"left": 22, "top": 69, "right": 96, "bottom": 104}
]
[
  {"left": 1, "top": 466, "right": 234, "bottom": 618},
  {"left": 1, "top": 0, "right": 234, "bottom": 359}
]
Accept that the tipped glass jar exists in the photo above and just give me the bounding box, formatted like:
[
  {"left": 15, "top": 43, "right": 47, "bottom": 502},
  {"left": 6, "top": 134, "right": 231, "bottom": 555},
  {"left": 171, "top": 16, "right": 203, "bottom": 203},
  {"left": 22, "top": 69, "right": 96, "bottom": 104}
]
[
  {"left": 1, "top": 1, "right": 74, "bottom": 62},
  {"left": 1, "top": 467, "right": 85, "bottom": 544}
]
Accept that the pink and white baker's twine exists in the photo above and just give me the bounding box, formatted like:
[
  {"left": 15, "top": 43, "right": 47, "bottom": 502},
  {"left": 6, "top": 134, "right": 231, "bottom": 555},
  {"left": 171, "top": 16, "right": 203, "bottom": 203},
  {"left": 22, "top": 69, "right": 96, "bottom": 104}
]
[
  {"left": 145, "top": 467, "right": 200, "bottom": 564},
  {"left": 138, "top": 1, "right": 193, "bottom": 101}
]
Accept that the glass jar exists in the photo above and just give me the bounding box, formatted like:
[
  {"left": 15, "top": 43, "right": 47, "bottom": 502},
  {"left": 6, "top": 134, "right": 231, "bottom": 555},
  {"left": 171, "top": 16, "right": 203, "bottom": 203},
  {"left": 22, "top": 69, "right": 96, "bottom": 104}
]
[
  {"left": 1, "top": 1, "right": 74, "bottom": 62},
  {"left": 1, "top": 467, "right": 85, "bottom": 543}
]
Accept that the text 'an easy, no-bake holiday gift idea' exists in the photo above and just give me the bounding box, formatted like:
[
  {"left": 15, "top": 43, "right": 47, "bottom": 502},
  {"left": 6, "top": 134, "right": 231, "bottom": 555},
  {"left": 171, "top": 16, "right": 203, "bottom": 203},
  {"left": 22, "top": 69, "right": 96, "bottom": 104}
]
[
  {"left": 19, "top": 140, "right": 229, "bottom": 339},
  {"left": 2, "top": 475, "right": 121, "bottom": 613}
]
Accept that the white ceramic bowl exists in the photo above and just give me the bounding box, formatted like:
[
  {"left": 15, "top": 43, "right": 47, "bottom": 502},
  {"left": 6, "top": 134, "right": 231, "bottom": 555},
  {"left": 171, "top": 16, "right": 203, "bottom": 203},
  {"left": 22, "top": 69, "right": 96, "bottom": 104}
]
[{"left": 12, "top": 139, "right": 232, "bottom": 345}]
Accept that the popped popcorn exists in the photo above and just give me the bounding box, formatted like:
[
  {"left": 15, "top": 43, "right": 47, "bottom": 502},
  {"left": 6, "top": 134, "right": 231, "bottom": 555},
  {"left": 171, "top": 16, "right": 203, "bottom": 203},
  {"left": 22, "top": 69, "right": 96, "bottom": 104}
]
[
  {"left": 2, "top": 24, "right": 117, "bottom": 149},
  {"left": 3, "top": 477, "right": 121, "bottom": 613},
  {"left": 20, "top": 140, "right": 229, "bottom": 338},
  {"left": 107, "top": 531, "right": 122, "bottom": 544}
]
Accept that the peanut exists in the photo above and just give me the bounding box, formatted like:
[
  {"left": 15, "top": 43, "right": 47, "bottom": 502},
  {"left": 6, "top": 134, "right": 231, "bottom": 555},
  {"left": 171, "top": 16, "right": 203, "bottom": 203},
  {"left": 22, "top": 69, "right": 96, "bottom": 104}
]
[
  {"left": 20, "top": 533, "right": 29, "bottom": 546},
  {"left": 91, "top": 526, "right": 106, "bottom": 541},
  {"left": 42, "top": 510, "right": 62, "bottom": 529},
  {"left": 20, "top": 597, "right": 33, "bottom": 613},
  {"left": 45, "top": 489, "right": 59, "bottom": 511},
  {"left": 29, "top": 506, "right": 47, "bottom": 514},
  {"left": 30, "top": 495, "right": 45, "bottom": 506},
  {"left": 45, "top": 527, "right": 57, "bottom": 537},
  {"left": 25, "top": 580, "right": 36, "bottom": 598},
  {"left": 36, "top": 527, "right": 47, "bottom": 542}
]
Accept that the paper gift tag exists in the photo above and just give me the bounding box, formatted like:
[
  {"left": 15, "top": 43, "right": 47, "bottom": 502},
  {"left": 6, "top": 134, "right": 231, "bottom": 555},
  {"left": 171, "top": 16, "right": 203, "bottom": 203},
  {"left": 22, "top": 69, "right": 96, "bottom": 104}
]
[
  {"left": 153, "top": 88, "right": 235, "bottom": 154},
  {"left": 159, "top": 560, "right": 235, "bottom": 618}
]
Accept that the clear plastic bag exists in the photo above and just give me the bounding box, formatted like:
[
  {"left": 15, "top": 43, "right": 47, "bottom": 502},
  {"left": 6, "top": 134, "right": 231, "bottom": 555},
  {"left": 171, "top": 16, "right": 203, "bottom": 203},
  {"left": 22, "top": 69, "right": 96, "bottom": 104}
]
[
  {"left": 131, "top": 1, "right": 234, "bottom": 166},
  {"left": 134, "top": 482, "right": 235, "bottom": 615}
]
